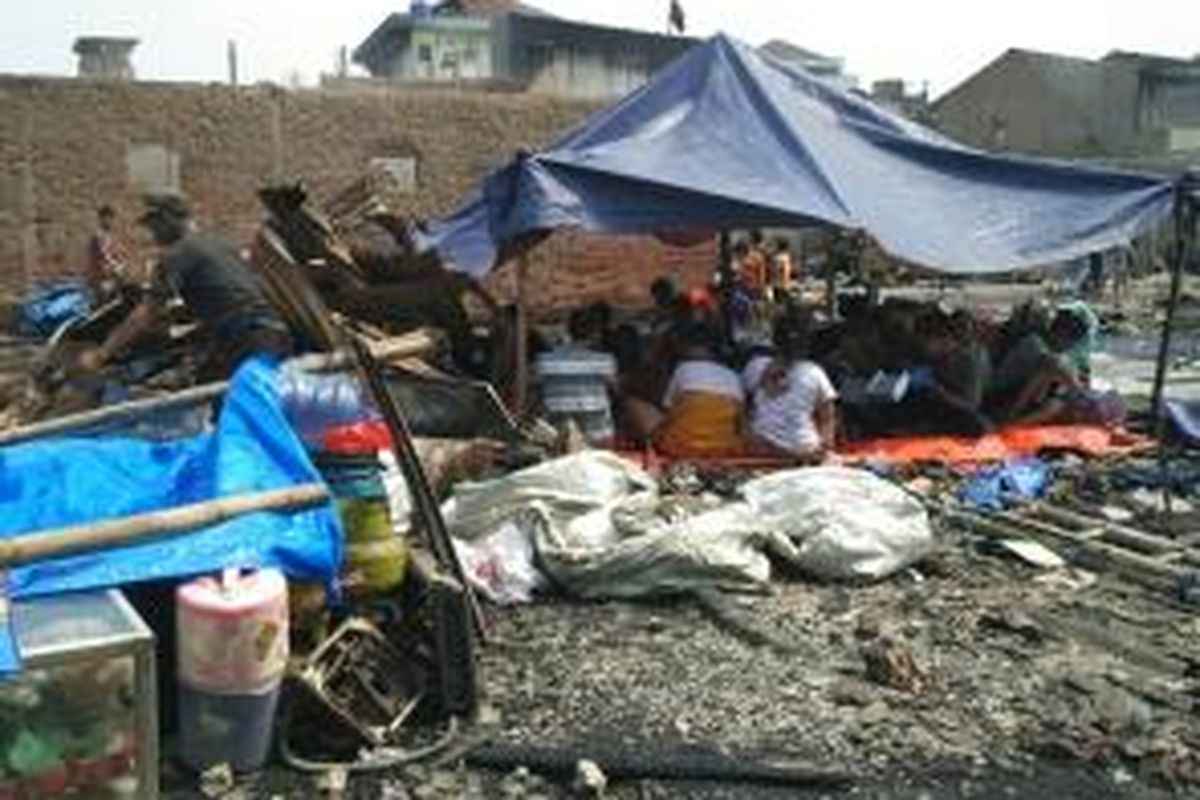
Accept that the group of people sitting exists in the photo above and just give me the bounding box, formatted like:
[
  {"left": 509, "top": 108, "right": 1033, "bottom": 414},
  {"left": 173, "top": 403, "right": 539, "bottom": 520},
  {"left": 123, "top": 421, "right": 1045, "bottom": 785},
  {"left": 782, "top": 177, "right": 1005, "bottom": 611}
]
[{"left": 534, "top": 273, "right": 1118, "bottom": 462}]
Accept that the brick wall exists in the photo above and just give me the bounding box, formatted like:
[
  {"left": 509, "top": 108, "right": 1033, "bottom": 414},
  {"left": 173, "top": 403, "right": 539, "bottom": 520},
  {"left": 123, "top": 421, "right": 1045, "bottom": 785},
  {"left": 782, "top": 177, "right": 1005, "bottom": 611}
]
[
  {"left": 0, "top": 75, "right": 715, "bottom": 313},
  {"left": 483, "top": 230, "right": 717, "bottom": 318}
]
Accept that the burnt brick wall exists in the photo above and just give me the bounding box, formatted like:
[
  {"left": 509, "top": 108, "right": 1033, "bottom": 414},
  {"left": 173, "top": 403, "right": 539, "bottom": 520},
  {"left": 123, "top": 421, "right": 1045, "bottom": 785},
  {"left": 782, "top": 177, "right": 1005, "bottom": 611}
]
[
  {"left": 0, "top": 76, "right": 715, "bottom": 313},
  {"left": 482, "top": 230, "right": 716, "bottom": 318}
]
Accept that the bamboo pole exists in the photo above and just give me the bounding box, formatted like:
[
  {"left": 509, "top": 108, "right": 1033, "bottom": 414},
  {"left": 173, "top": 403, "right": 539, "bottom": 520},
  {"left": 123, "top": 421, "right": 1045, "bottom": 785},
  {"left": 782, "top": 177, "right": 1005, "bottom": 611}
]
[
  {"left": 1028, "top": 502, "right": 1179, "bottom": 555},
  {"left": 1150, "top": 180, "right": 1192, "bottom": 424},
  {"left": 0, "top": 381, "right": 229, "bottom": 447},
  {"left": 1150, "top": 177, "right": 1197, "bottom": 514},
  {"left": 513, "top": 252, "right": 530, "bottom": 417},
  {"left": 0, "top": 483, "right": 329, "bottom": 568},
  {"left": 948, "top": 509, "right": 1181, "bottom": 592},
  {"left": 0, "top": 331, "right": 442, "bottom": 447},
  {"left": 345, "top": 334, "right": 487, "bottom": 642}
]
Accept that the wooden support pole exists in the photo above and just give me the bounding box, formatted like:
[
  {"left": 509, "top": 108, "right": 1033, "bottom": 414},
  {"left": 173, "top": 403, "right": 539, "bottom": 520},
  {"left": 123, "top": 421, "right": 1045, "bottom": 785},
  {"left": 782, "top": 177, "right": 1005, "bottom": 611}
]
[
  {"left": 513, "top": 251, "right": 530, "bottom": 418},
  {"left": 0, "top": 483, "right": 329, "bottom": 568},
  {"left": 1150, "top": 176, "right": 1197, "bottom": 514},
  {"left": 1150, "top": 180, "right": 1193, "bottom": 425},
  {"left": 345, "top": 335, "right": 487, "bottom": 642},
  {"left": 19, "top": 99, "right": 37, "bottom": 290}
]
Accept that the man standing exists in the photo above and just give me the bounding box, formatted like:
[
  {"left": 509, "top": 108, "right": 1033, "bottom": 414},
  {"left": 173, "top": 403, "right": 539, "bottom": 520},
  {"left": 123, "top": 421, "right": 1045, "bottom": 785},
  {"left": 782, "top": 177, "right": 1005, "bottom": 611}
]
[
  {"left": 85, "top": 205, "right": 127, "bottom": 299},
  {"left": 82, "top": 194, "right": 292, "bottom": 380}
]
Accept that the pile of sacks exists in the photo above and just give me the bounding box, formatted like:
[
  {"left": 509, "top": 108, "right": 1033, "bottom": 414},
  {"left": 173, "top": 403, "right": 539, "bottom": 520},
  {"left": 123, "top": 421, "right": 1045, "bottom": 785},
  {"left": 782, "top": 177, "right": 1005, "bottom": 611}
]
[{"left": 445, "top": 452, "right": 935, "bottom": 603}]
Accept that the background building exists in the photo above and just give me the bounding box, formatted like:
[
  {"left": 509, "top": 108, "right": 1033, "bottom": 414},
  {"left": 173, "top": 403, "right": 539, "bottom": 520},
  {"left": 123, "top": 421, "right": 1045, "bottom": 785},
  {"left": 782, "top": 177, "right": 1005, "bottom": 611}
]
[
  {"left": 933, "top": 48, "right": 1200, "bottom": 165},
  {"left": 72, "top": 37, "right": 139, "bottom": 81},
  {"left": 353, "top": 0, "right": 696, "bottom": 99}
]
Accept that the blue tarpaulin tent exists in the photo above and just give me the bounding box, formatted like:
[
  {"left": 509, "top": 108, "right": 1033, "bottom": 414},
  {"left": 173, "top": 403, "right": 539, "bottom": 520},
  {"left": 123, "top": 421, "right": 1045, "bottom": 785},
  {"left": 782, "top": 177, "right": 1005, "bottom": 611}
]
[{"left": 423, "top": 34, "right": 1176, "bottom": 278}]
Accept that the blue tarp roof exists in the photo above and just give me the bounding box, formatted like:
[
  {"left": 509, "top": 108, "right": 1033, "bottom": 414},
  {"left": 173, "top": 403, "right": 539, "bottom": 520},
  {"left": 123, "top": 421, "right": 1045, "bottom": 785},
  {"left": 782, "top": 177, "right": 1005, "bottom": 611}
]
[{"left": 423, "top": 34, "right": 1176, "bottom": 278}]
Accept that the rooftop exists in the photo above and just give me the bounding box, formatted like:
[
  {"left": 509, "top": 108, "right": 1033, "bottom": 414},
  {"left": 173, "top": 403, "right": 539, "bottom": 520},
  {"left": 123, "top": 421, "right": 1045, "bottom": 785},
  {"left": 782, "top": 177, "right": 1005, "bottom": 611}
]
[
  {"left": 434, "top": 0, "right": 550, "bottom": 16},
  {"left": 72, "top": 36, "right": 139, "bottom": 54}
]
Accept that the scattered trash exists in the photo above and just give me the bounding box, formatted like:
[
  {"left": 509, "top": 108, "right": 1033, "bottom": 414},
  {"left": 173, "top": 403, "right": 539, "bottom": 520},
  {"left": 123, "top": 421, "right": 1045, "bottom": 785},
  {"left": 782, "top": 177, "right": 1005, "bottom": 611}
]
[
  {"left": 961, "top": 458, "right": 1051, "bottom": 511},
  {"left": 198, "top": 763, "right": 235, "bottom": 799},
  {"left": 1126, "top": 488, "right": 1194, "bottom": 514},
  {"left": 0, "top": 77, "right": 1197, "bottom": 800},
  {"left": 861, "top": 635, "right": 925, "bottom": 693},
  {"left": 573, "top": 759, "right": 608, "bottom": 798},
  {"left": 453, "top": 510, "right": 547, "bottom": 605},
  {"left": 1098, "top": 505, "right": 1136, "bottom": 523},
  {"left": 995, "top": 538, "right": 1067, "bottom": 570},
  {"left": 315, "top": 767, "right": 348, "bottom": 797},
  {"left": 978, "top": 608, "right": 1045, "bottom": 644},
  {"left": 17, "top": 282, "right": 91, "bottom": 338}
]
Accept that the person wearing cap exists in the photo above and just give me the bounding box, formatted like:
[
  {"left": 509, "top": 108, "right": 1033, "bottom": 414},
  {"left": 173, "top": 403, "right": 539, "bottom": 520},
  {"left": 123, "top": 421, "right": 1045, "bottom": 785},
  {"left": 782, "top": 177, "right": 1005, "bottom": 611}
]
[{"left": 80, "top": 193, "right": 292, "bottom": 380}]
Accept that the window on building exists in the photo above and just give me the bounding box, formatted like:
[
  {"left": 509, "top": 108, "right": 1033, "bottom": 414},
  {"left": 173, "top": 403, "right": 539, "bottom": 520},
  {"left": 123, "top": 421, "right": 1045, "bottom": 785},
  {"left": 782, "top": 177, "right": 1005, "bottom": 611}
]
[
  {"left": 417, "top": 44, "right": 433, "bottom": 63},
  {"left": 369, "top": 156, "right": 418, "bottom": 194},
  {"left": 527, "top": 43, "right": 553, "bottom": 79},
  {"left": 126, "top": 143, "right": 181, "bottom": 193},
  {"left": 1169, "top": 127, "right": 1200, "bottom": 153}
]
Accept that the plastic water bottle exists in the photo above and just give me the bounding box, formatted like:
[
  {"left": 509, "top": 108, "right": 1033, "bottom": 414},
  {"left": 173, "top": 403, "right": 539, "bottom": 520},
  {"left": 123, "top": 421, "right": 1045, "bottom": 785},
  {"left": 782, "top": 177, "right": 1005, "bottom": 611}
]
[{"left": 277, "top": 365, "right": 380, "bottom": 444}]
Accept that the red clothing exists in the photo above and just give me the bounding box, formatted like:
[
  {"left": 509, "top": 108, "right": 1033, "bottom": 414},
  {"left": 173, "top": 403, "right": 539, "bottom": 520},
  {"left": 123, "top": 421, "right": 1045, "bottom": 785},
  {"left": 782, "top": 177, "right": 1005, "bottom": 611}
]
[{"left": 86, "top": 230, "right": 125, "bottom": 294}]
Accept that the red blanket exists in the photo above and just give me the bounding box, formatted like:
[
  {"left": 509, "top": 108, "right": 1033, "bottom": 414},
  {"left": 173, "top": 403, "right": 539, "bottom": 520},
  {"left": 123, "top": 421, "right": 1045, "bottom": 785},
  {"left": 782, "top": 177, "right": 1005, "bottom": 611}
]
[
  {"left": 840, "top": 425, "right": 1150, "bottom": 467},
  {"left": 616, "top": 425, "right": 1149, "bottom": 472}
]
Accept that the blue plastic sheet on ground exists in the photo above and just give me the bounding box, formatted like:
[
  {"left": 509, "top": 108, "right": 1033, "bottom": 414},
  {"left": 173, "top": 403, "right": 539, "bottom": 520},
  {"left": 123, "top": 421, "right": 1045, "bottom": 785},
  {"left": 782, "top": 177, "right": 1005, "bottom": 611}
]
[
  {"left": 18, "top": 281, "right": 91, "bottom": 338},
  {"left": 1166, "top": 400, "right": 1200, "bottom": 447},
  {"left": 960, "top": 459, "right": 1052, "bottom": 511},
  {"left": 0, "top": 356, "right": 343, "bottom": 671}
]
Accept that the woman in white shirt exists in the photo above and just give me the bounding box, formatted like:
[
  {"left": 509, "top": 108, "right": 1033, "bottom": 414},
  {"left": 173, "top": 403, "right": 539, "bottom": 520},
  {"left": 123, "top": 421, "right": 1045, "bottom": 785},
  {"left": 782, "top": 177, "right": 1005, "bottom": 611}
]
[
  {"left": 747, "top": 313, "right": 838, "bottom": 461},
  {"left": 624, "top": 320, "right": 747, "bottom": 457}
]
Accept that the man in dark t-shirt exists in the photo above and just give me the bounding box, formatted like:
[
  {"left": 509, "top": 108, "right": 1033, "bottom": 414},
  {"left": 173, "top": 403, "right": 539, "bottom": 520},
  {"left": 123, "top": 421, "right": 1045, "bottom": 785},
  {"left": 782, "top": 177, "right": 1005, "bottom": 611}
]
[{"left": 82, "top": 193, "right": 292, "bottom": 380}]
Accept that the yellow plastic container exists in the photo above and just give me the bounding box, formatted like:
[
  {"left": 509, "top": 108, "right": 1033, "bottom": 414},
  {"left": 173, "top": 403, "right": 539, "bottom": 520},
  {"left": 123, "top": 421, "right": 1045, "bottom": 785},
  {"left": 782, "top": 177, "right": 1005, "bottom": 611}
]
[{"left": 338, "top": 498, "right": 407, "bottom": 595}]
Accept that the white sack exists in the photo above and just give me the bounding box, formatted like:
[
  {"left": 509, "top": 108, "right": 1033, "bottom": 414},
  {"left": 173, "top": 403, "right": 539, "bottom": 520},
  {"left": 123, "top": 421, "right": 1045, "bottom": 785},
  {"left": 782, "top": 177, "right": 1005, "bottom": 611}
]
[
  {"left": 536, "top": 500, "right": 794, "bottom": 599},
  {"left": 741, "top": 467, "right": 934, "bottom": 582},
  {"left": 442, "top": 452, "right": 782, "bottom": 600},
  {"left": 442, "top": 451, "right": 654, "bottom": 542}
]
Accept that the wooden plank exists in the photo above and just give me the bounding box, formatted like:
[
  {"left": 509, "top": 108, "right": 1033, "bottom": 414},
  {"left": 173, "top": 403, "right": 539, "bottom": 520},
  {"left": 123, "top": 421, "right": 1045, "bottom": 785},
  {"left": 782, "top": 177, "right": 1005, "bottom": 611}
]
[
  {"left": 950, "top": 510, "right": 1182, "bottom": 593},
  {"left": 1030, "top": 503, "right": 1182, "bottom": 555}
]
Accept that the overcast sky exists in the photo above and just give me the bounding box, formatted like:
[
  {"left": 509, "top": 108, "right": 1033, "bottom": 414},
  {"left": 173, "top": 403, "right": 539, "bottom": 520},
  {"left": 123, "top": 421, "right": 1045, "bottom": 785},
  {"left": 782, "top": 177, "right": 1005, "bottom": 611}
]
[{"left": 4, "top": 0, "right": 1197, "bottom": 96}]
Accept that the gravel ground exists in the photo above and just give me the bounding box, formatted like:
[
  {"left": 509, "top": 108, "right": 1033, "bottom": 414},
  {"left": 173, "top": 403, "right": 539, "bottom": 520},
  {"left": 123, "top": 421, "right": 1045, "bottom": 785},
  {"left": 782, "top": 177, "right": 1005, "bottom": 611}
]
[
  {"left": 468, "top": 536, "right": 1199, "bottom": 797},
  {"left": 166, "top": 518, "right": 1199, "bottom": 799}
]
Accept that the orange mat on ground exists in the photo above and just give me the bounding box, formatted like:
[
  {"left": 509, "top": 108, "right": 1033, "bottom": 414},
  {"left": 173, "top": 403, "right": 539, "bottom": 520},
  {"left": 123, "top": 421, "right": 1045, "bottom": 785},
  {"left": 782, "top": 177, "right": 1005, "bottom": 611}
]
[{"left": 839, "top": 425, "right": 1151, "bottom": 467}]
